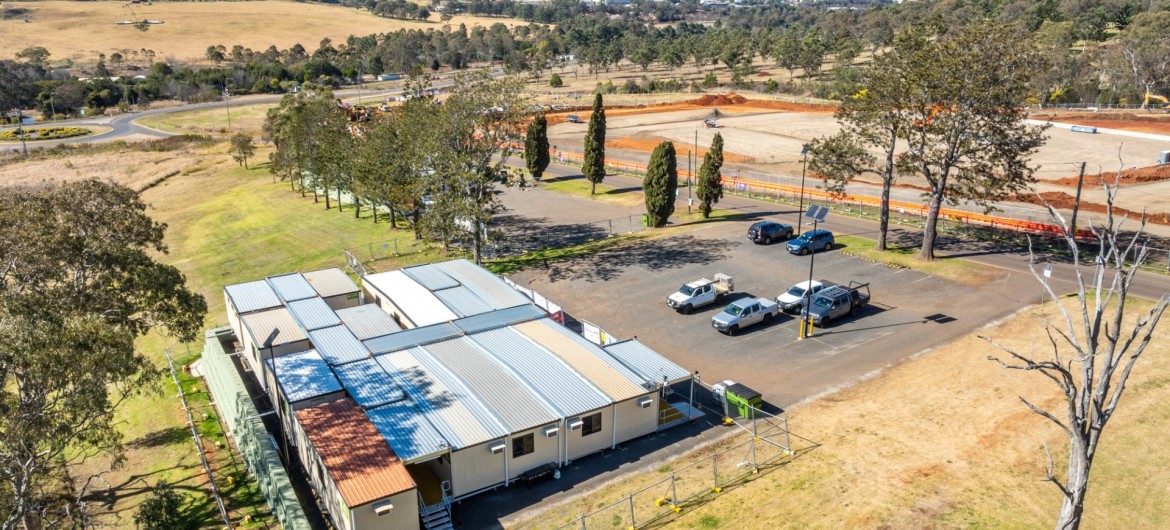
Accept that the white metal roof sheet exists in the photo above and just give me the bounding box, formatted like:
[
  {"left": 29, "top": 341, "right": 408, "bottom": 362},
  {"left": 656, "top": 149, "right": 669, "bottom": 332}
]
[
  {"left": 452, "top": 304, "right": 547, "bottom": 334},
  {"left": 333, "top": 358, "right": 405, "bottom": 408},
  {"left": 240, "top": 307, "right": 307, "bottom": 347},
  {"left": 266, "top": 273, "right": 317, "bottom": 302},
  {"left": 302, "top": 268, "right": 360, "bottom": 298},
  {"left": 308, "top": 325, "right": 371, "bottom": 366},
  {"left": 376, "top": 348, "right": 508, "bottom": 450},
  {"left": 402, "top": 264, "right": 461, "bottom": 290},
  {"left": 336, "top": 304, "right": 403, "bottom": 341},
  {"left": 514, "top": 319, "right": 652, "bottom": 401},
  {"left": 287, "top": 298, "right": 341, "bottom": 332},
  {"left": 225, "top": 280, "right": 282, "bottom": 314},
  {"left": 433, "top": 286, "right": 494, "bottom": 317},
  {"left": 364, "top": 270, "right": 457, "bottom": 327},
  {"left": 363, "top": 323, "right": 460, "bottom": 355},
  {"left": 422, "top": 338, "right": 560, "bottom": 433},
  {"left": 604, "top": 340, "right": 691, "bottom": 386},
  {"left": 469, "top": 327, "right": 611, "bottom": 417},
  {"left": 434, "top": 259, "right": 530, "bottom": 309},
  {"left": 367, "top": 400, "right": 449, "bottom": 463},
  {"left": 266, "top": 350, "right": 343, "bottom": 403}
]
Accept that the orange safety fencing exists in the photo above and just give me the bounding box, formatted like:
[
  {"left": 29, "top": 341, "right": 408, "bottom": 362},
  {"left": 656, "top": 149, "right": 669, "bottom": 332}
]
[{"left": 545, "top": 147, "right": 1092, "bottom": 240}]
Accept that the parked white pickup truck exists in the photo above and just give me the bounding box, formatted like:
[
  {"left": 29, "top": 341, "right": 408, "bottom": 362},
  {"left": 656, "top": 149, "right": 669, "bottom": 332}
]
[
  {"left": 667, "top": 274, "right": 734, "bottom": 314},
  {"left": 711, "top": 297, "right": 780, "bottom": 335}
]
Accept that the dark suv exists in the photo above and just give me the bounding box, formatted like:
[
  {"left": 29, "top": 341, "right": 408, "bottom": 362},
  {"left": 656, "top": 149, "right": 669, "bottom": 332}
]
[
  {"left": 747, "top": 221, "right": 794, "bottom": 245},
  {"left": 786, "top": 229, "right": 835, "bottom": 255}
]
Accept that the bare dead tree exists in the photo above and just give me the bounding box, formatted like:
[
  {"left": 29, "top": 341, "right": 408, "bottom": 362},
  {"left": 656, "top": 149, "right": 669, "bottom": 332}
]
[{"left": 983, "top": 166, "right": 1170, "bottom": 530}]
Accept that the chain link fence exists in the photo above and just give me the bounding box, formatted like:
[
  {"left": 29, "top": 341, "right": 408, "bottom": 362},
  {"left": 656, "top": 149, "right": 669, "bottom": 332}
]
[{"left": 551, "top": 410, "right": 795, "bottom": 530}]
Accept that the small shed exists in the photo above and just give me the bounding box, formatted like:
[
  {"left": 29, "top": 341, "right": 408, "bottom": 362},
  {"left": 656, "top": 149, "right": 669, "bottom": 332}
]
[{"left": 239, "top": 307, "right": 311, "bottom": 379}]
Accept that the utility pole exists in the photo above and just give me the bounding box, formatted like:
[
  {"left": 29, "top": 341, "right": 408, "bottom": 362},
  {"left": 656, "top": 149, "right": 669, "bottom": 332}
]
[
  {"left": 223, "top": 86, "right": 231, "bottom": 131},
  {"left": 1070, "top": 161, "right": 1087, "bottom": 238},
  {"left": 14, "top": 107, "right": 28, "bottom": 157},
  {"left": 687, "top": 149, "right": 692, "bottom": 215}
]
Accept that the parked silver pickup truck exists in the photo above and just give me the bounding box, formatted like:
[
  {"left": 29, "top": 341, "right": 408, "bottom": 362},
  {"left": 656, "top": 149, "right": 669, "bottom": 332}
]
[
  {"left": 800, "top": 282, "right": 870, "bottom": 327},
  {"left": 711, "top": 297, "right": 780, "bottom": 335}
]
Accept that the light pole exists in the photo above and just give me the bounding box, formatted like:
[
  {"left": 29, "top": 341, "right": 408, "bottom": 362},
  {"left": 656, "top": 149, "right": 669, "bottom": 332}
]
[
  {"left": 798, "top": 143, "right": 810, "bottom": 226},
  {"left": 262, "top": 329, "right": 290, "bottom": 464},
  {"left": 222, "top": 86, "right": 232, "bottom": 131},
  {"left": 799, "top": 205, "right": 829, "bottom": 340}
]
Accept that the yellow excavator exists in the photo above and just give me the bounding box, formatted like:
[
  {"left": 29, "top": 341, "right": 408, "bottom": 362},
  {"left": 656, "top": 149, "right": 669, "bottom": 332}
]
[{"left": 1142, "top": 92, "right": 1170, "bottom": 110}]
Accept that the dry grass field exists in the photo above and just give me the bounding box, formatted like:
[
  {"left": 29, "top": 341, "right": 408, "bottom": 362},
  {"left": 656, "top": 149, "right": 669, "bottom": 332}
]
[
  {"left": 512, "top": 298, "right": 1170, "bottom": 529},
  {"left": 0, "top": 1, "right": 520, "bottom": 67}
]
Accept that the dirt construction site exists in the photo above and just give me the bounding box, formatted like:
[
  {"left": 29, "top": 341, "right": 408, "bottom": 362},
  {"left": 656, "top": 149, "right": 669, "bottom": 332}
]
[{"left": 547, "top": 95, "right": 1170, "bottom": 233}]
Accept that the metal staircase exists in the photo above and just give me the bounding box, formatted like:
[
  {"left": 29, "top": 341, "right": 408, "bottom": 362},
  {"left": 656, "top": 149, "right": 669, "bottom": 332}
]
[{"left": 418, "top": 490, "right": 454, "bottom": 530}]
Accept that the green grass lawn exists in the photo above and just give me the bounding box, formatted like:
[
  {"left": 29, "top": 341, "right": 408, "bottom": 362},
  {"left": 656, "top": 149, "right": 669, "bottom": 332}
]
[
  {"left": 536, "top": 177, "right": 646, "bottom": 208},
  {"left": 833, "top": 234, "right": 1002, "bottom": 285},
  {"left": 74, "top": 144, "right": 449, "bottom": 528},
  {"left": 138, "top": 103, "right": 274, "bottom": 138}
]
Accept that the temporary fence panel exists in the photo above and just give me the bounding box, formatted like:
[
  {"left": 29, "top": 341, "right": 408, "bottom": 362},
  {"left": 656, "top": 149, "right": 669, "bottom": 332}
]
[{"left": 202, "top": 327, "right": 312, "bottom": 530}]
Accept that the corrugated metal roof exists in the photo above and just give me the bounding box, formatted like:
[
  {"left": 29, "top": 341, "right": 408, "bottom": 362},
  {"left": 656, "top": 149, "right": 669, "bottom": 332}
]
[
  {"left": 225, "top": 280, "right": 282, "bottom": 314},
  {"left": 333, "top": 359, "right": 405, "bottom": 409},
  {"left": 308, "top": 326, "right": 371, "bottom": 366},
  {"left": 364, "top": 270, "right": 457, "bottom": 327},
  {"left": 295, "top": 399, "right": 416, "bottom": 506},
  {"left": 433, "top": 286, "right": 494, "bottom": 318},
  {"left": 267, "top": 273, "right": 317, "bottom": 302},
  {"left": 604, "top": 340, "right": 691, "bottom": 386},
  {"left": 288, "top": 298, "right": 341, "bottom": 332},
  {"left": 367, "top": 400, "right": 449, "bottom": 463},
  {"left": 336, "top": 304, "right": 403, "bottom": 341},
  {"left": 376, "top": 348, "right": 508, "bottom": 450},
  {"left": 423, "top": 338, "right": 560, "bottom": 433},
  {"left": 240, "top": 307, "right": 308, "bottom": 347},
  {"left": 514, "top": 320, "right": 650, "bottom": 401},
  {"left": 452, "top": 304, "right": 547, "bottom": 335},
  {"left": 267, "top": 350, "right": 342, "bottom": 403},
  {"left": 402, "top": 264, "right": 461, "bottom": 290},
  {"left": 302, "top": 268, "right": 360, "bottom": 298},
  {"left": 363, "top": 323, "right": 460, "bottom": 355},
  {"left": 434, "top": 259, "right": 530, "bottom": 309},
  {"left": 469, "top": 327, "right": 611, "bottom": 417}
]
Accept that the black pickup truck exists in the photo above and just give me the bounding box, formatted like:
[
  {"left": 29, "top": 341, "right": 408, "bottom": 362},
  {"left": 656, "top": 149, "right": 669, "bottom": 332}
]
[{"left": 800, "top": 281, "right": 870, "bottom": 327}]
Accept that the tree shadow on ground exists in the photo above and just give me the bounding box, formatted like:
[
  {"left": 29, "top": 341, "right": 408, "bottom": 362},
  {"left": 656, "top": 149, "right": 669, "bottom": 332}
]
[
  {"left": 127, "top": 427, "right": 190, "bottom": 449},
  {"left": 547, "top": 233, "right": 739, "bottom": 283},
  {"left": 491, "top": 213, "right": 613, "bottom": 255}
]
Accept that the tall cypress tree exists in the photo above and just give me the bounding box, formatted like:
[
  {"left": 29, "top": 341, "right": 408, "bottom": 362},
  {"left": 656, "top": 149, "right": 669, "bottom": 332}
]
[
  {"left": 582, "top": 93, "right": 607, "bottom": 195},
  {"left": 696, "top": 132, "right": 724, "bottom": 219},
  {"left": 524, "top": 113, "right": 550, "bottom": 182},
  {"left": 643, "top": 141, "right": 678, "bottom": 227}
]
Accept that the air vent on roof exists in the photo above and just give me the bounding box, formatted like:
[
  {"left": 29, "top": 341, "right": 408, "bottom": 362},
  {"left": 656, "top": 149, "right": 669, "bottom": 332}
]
[{"left": 489, "top": 442, "right": 506, "bottom": 455}]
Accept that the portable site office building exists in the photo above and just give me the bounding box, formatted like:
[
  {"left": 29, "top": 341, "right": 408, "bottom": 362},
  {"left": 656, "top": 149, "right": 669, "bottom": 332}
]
[
  {"left": 239, "top": 307, "right": 311, "bottom": 382},
  {"left": 303, "top": 268, "right": 362, "bottom": 311}
]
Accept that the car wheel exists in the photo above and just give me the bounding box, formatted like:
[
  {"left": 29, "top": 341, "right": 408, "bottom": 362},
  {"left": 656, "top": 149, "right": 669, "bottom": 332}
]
[
  {"left": 764, "top": 236, "right": 772, "bottom": 245},
  {"left": 850, "top": 305, "right": 860, "bottom": 317},
  {"left": 800, "top": 247, "right": 810, "bottom": 256},
  {"left": 786, "top": 231, "right": 793, "bottom": 239},
  {"left": 728, "top": 325, "right": 739, "bottom": 336},
  {"left": 682, "top": 304, "right": 693, "bottom": 315},
  {"left": 821, "top": 316, "right": 831, "bottom": 327},
  {"left": 824, "top": 242, "right": 833, "bottom": 252},
  {"left": 763, "top": 313, "right": 773, "bottom": 324}
]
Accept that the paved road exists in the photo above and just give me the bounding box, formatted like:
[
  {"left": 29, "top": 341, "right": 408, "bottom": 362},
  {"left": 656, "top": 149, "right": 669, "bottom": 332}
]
[{"left": 0, "top": 75, "right": 479, "bottom": 149}]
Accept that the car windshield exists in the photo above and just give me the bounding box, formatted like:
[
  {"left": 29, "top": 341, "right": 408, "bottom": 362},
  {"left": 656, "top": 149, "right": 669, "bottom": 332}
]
[
  {"left": 786, "top": 286, "right": 806, "bottom": 297},
  {"left": 679, "top": 285, "right": 695, "bottom": 296},
  {"left": 812, "top": 296, "right": 832, "bottom": 309},
  {"left": 796, "top": 234, "right": 812, "bottom": 243},
  {"left": 724, "top": 304, "right": 744, "bottom": 316}
]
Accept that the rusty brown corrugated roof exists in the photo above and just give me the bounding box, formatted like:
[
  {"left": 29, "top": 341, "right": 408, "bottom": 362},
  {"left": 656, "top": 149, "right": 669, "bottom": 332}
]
[{"left": 295, "top": 399, "right": 416, "bottom": 507}]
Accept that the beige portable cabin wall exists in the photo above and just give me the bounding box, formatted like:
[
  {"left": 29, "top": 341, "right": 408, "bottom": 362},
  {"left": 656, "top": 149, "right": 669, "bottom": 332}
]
[
  {"left": 322, "top": 292, "right": 362, "bottom": 311},
  {"left": 349, "top": 490, "right": 419, "bottom": 530},
  {"left": 506, "top": 424, "right": 561, "bottom": 479},
  {"left": 563, "top": 406, "right": 615, "bottom": 462},
  {"left": 226, "top": 292, "right": 244, "bottom": 351},
  {"left": 362, "top": 282, "right": 413, "bottom": 330},
  {"left": 447, "top": 439, "right": 508, "bottom": 497},
  {"left": 614, "top": 393, "right": 659, "bottom": 444}
]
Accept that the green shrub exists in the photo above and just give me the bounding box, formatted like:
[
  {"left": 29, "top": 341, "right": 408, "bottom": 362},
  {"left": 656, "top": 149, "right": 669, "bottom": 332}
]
[{"left": 549, "top": 73, "right": 563, "bottom": 87}]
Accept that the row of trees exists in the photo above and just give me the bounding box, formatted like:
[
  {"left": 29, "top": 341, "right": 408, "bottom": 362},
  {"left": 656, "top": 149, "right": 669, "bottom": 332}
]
[{"left": 264, "top": 72, "right": 526, "bottom": 263}]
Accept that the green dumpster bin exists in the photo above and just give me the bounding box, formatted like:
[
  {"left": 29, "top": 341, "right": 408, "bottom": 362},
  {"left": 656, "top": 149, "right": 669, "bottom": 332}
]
[
  {"left": 725, "top": 383, "right": 763, "bottom": 419},
  {"left": 641, "top": 213, "right": 649, "bottom": 227}
]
